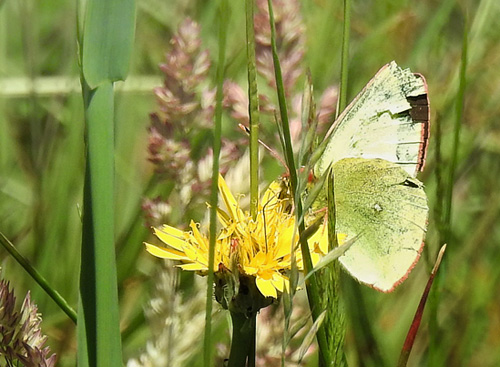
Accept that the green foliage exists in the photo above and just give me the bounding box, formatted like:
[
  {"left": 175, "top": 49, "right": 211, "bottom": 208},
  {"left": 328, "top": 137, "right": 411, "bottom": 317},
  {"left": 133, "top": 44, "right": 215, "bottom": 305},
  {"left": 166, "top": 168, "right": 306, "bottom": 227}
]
[
  {"left": 82, "top": 0, "right": 136, "bottom": 87},
  {"left": 79, "top": 82, "right": 122, "bottom": 367}
]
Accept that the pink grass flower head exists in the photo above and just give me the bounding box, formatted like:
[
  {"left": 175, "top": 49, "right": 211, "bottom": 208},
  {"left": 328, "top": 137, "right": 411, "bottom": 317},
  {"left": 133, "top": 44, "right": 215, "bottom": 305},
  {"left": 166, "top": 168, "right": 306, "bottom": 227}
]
[
  {"left": 145, "top": 18, "right": 244, "bottom": 226},
  {"left": 0, "top": 280, "right": 56, "bottom": 367},
  {"left": 223, "top": 0, "right": 337, "bottom": 154},
  {"left": 254, "top": 0, "right": 306, "bottom": 94}
]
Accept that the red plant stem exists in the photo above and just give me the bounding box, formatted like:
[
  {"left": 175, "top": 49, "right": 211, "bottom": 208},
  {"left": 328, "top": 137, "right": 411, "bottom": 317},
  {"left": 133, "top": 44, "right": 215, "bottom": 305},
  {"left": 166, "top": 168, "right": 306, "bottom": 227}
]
[{"left": 397, "top": 244, "right": 447, "bottom": 367}]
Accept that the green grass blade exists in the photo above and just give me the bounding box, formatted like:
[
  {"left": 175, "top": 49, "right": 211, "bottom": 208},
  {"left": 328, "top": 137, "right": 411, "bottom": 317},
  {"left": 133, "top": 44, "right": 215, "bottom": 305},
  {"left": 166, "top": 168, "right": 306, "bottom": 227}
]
[
  {"left": 82, "top": 0, "right": 136, "bottom": 87},
  {"left": 302, "top": 236, "right": 355, "bottom": 284},
  {"left": 77, "top": 1, "right": 136, "bottom": 364},
  {"left": 433, "top": 112, "right": 445, "bottom": 241},
  {"left": 429, "top": 17, "right": 468, "bottom": 367},
  {"left": 246, "top": 0, "right": 260, "bottom": 219},
  {"left": 343, "top": 278, "right": 386, "bottom": 366},
  {"left": 266, "top": 0, "right": 294, "bottom": 177},
  {"left": 266, "top": 0, "right": 330, "bottom": 364},
  {"left": 78, "top": 82, "right": 122, "bottom": 367},
  {"left": 410, "top": 0, "right": 455, "bottom": 63},
  {"left": 0, "top": 231, "right": 77, "bottom": 323},
  {"left": 322, "top": 172, "right": 347, "bottom": 366},
  {"left": 297, "top": 72, "right": 318, "bottom": 167},
  {"left": 204, "top": 1, "right": 229, "bottom": 366},
  {"left": 443, "top": 21, "right": 469, "bottom": 243},
  {"left": 337, "top": 0, "right": 351, "bottom": 116}
]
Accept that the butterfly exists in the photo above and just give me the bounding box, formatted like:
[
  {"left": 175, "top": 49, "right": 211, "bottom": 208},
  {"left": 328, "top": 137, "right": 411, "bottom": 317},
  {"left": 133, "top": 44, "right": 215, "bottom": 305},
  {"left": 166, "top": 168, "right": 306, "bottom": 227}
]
[{"left": 316, "top": 61, "right": 430, "bottom": 292}]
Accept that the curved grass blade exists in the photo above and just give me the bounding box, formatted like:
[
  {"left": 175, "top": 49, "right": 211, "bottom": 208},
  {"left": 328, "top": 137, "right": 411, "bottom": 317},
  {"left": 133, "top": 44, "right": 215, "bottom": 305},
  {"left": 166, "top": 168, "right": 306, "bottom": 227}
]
[
  {"left": 0, "top": 231, "right": 77, "bottom": 323},
  {"left": 302, "top": 235, "right": 357, "bottom": 284},
  {"left": 297, "top": 310, "right": 327, "bottom": 364}
]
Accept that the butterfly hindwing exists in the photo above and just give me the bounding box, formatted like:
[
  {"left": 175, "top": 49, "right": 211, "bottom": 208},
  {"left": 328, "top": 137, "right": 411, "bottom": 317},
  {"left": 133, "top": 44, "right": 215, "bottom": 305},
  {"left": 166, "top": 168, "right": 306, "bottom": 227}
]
[{"left": 331, "top": 158, "right": 428, "bottom": 292}]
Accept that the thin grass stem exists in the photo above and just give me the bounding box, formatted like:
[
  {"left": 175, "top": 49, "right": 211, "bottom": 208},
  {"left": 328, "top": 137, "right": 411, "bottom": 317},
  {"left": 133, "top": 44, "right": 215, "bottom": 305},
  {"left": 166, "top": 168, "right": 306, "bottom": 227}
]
[
  {"left": 266, "top": 0, "right": 329, "bottom": 364},
  {"left": 0, "top": 231, "right": 77, "bottom": 323},
  {"left": 443, "top": 20, "right": 469, "bottom": 243},
  {"left": 246, "top": 0, "right": 260, "bottom": 219},
  {"left": 204, "top": 1, "right": 229, "bottom": 366},
  {"left": 337, "top": 0, "right": 351, "bottom": 117}
]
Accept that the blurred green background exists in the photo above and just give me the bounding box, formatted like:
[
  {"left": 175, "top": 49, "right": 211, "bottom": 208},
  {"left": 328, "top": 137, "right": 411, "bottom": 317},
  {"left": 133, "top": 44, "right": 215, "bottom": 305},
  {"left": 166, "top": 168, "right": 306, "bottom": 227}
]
[{"left": 1, "top": 0, "right": 499, "bottom": 366}]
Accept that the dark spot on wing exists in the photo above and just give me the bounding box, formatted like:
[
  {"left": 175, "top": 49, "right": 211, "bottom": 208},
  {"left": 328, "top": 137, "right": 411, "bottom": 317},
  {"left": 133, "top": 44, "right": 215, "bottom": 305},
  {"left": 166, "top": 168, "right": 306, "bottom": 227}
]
[
  {"left": 403, "top": 178, "right": 420, "bottom": 188},
  {"left": 407, "top": 95, "right": 429, "bottom": 122}
]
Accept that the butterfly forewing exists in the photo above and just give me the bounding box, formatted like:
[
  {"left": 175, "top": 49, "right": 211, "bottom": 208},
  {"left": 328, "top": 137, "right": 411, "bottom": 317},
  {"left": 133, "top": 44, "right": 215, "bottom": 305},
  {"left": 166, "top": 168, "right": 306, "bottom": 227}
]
[{"left": 316, "top": 61, "right": 429, "bottom": 178}]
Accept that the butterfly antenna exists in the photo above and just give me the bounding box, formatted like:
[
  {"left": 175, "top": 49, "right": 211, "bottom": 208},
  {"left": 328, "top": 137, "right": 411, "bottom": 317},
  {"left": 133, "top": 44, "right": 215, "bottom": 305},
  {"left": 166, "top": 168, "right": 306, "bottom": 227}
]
[{"left": 239, "top": 123, "right": 289, "bottom": 175}]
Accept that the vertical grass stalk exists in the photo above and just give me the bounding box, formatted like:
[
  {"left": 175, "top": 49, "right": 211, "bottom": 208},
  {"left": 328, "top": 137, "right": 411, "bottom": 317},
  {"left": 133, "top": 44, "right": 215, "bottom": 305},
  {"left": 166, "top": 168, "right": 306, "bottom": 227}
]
[
  {"left": 443, "top": 21, "right": 468, "bottom": 244},
  {"left": 224, "top": 1, "right": 260, "bottom": 365},
  {"left": 246, "top": 0, "right": 260, "bottom": 219},
  {"left": 78, "top": 0, "right": 135, "bottom": 365},
  {"left": 266, "top": 0, "right": 330, "bottom": 364},
  {"left": 79, "top": 82, "right": 122, "bottom": 367},
  {"left": 429, "top": 17, "right": 468, "bottom": 366},
  {"left": 204, "top": 1, "right": 229, "bottom": 366},
  {"left": 321, "top": 173, "right": 346, "bottom": 366},
  {"left": 337, "top": 0, "right": 351, "bottom": 117}
]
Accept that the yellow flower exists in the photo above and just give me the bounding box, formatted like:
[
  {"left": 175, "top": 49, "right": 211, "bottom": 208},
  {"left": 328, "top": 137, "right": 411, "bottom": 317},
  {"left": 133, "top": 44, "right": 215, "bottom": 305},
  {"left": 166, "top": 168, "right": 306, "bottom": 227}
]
[{"left": 145, "top": 175, "right": 329, "bottom": 299}]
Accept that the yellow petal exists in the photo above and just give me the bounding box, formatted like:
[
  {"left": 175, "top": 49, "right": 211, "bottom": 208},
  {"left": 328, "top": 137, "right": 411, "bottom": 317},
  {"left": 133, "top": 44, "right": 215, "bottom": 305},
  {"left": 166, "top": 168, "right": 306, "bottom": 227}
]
[
  {"left": 271, "top": 273, "right": 285, "bottom": 293},
  {"left": 275, "top": 222, "right": 296, "bottom": 259},
  {"left": 308, "top": 220, "right": 328, "bottom": 255},
  {"left": 159, "top": 224, "right": 185, "bottom": 238},
  {"left": 189, "top": 220, "right": 208, "bottom": 249},
  {"left": 216, "top": 208, "right": 232, "bottom": 228},
  {"left": 256, "top": 277, "right": 277, "bottom": 298},
  {"left": 337, "top": 233, "right": 348, "bottom": 244},
  {"left": 153, "top": 226, "right": 188, "bottom": 251},
  {"left": 218, "top": 174, "right": 244, "bottom": 221},
  {"left": 145, "top": 243, "right": 189, "bottom": 260},
  {"left": 182, "top": 244, "right": 208, "bottom": 267},
  {"left": 243, "top": 264, "right": 258, "bottom": 276}
]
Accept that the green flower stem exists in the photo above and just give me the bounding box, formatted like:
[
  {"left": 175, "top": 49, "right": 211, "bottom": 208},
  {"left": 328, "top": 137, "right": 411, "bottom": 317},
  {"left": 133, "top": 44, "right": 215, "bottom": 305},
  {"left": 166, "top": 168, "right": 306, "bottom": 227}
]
[
  {"left": 227, "top": 311, "right": 256, "bottom": 367},
  {"left": 0, "top": 231, "right": 77, "bottom": 324}
]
